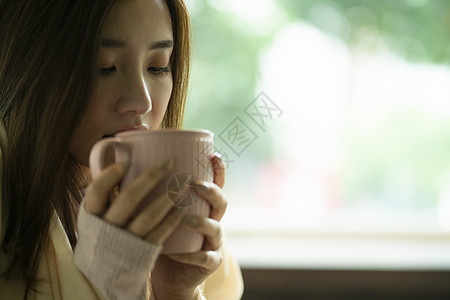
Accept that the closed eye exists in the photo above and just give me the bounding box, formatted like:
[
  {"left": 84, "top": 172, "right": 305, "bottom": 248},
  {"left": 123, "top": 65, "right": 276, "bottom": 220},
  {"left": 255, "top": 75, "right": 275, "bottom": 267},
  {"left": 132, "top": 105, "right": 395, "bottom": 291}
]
[
  {"left": 148, "top": 66, "right": 170, "bottom": 76},
  {"left": 99, "top": 66, "right": 116, "bottom": 76}
]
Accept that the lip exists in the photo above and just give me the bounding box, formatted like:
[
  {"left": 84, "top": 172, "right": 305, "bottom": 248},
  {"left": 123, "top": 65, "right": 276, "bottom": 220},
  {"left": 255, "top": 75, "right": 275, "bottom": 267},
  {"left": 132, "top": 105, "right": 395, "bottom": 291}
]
[
  {"left": 115, "top": 124, "right": 149, "bottom": 135},
  {"left": 103, "top": 124, "right": 149, "bottom": 138}
]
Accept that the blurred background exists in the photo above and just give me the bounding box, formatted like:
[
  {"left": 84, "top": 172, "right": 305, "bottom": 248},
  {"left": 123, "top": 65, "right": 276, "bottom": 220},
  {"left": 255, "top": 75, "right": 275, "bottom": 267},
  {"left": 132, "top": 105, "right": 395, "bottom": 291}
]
[{"left": 183, "top": 0, "right": 450, "bottom": 298}]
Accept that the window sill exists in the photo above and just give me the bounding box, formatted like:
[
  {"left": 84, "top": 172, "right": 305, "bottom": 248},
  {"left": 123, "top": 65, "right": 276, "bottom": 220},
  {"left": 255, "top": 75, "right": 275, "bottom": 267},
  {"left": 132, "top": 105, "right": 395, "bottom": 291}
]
[{"left": 226, "top": 229, "right": 450, "bottom": 271}]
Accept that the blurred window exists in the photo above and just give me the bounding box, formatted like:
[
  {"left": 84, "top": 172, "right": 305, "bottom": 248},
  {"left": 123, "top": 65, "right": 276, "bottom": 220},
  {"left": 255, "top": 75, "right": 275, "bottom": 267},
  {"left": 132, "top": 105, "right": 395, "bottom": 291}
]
[{"left": 184, "top": 0, "right": 450, "bottom": 269}]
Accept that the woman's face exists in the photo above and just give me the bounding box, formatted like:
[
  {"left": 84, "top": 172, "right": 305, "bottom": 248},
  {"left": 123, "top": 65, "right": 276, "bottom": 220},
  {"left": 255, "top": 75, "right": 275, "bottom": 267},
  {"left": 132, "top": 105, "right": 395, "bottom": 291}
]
[{"left": 70, "top": 0, "right": 174, "bottom": 166}]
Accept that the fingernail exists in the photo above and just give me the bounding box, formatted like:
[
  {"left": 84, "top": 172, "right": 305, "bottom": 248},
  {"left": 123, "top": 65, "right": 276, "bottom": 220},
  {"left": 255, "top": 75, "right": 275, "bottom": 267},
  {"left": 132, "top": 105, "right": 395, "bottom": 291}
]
[
  {"left": 159, "top": 159, "right": 174, "bottom": 172},
  {"left": 182, "top": 216, "right": 198, "bottom": 226},
  {"left": 214, "top": 152, "right": 222, "bottom": 159},
  {"left": 189, "top": 181, "right": 209, "bottom": 191},
  {"left": 121, "top": 161, "right": 130, "bottom": 170}
]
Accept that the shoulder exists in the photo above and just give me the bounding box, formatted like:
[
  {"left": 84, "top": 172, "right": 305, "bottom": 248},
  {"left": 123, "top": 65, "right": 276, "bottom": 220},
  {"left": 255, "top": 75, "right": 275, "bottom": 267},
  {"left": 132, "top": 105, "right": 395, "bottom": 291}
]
[{"left": 202, "top": 242, "right": 244, "bottom": 300}]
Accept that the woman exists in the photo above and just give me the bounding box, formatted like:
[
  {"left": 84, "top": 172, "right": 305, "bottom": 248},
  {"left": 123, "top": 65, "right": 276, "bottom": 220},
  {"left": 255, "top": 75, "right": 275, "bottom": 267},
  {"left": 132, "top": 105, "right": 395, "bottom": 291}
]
[{"left": 0, "top": 0, "right": 243, "bottom": 299}]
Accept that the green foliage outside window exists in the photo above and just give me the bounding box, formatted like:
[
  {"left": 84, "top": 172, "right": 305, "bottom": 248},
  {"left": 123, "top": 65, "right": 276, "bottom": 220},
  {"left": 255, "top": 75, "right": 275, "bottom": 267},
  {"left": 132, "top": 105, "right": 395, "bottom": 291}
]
[{"left": 185, "top": 0, "right": 450, "bottom": 213}]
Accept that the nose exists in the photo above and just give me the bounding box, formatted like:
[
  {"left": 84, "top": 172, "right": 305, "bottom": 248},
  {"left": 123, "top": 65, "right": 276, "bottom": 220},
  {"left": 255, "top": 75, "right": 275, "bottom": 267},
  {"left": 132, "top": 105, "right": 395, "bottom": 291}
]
[{"left": 115, "top": 74, "right": 152, "bottom": 116}]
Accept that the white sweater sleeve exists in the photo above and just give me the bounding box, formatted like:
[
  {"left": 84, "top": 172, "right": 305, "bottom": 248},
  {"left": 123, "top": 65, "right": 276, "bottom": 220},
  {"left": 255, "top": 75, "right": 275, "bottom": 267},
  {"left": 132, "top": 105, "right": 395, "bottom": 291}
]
[{"left": 74, "top": 202, "right": 162, "bottom": 300}]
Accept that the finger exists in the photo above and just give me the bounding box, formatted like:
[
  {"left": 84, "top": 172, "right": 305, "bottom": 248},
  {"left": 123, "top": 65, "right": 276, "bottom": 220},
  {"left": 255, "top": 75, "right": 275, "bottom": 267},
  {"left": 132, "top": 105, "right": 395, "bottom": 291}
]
[
  {"left": 211, "top": 154, "right": 225, "bottom": 189},
  {"left": 145, "top": 206, "right": 185, "bottom": 245},
  {"left": 85, "top": 162, "right": 129, "bottom": 215},
  {"left": 103, "top": 159, "right": 174, "bottom": 226},
  {"left": 181, "top": 216, "right": 223, "bottom": 250},
  {"left": 191, "top": 182, "right": 227, "bottom": 221},
  {"left": 167, "top": 250, "right": 223, "bottom": 273},
  {"left": 126, "top": 193, "right": 174, "bottom": 237}
]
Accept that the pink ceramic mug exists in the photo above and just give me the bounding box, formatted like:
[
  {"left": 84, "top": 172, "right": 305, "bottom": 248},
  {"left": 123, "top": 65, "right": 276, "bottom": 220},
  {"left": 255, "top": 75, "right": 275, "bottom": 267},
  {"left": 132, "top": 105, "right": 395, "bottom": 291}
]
[{"left": 89, "top": 129, "right": 214, "bottom": 254}]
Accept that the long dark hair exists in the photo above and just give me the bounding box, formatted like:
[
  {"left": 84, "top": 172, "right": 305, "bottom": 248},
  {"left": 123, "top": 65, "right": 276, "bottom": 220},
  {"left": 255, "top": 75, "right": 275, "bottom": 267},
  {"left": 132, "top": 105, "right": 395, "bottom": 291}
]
[{"left": 0, "top": 0, "right": 191, "bottom": 294}]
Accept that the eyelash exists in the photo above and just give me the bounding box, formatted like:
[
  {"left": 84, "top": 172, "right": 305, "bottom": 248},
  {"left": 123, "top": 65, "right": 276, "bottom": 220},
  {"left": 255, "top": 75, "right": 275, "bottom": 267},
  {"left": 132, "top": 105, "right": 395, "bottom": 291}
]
[
  {"left": 99, "top": 66, "right": 116, "bottom": 76},
  {"left": 98, "top": 66, "right": 171, "bottom": 77},
  {"left": 148, "top": 66, "right": 171, "bottom": 76}
]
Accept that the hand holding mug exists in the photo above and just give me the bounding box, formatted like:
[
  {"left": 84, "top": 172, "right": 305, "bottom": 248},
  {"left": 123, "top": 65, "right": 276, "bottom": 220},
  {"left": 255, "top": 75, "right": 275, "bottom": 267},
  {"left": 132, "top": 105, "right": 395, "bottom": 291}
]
[{"left": 88, "top": 129, "right": 215, "bottom": 253}]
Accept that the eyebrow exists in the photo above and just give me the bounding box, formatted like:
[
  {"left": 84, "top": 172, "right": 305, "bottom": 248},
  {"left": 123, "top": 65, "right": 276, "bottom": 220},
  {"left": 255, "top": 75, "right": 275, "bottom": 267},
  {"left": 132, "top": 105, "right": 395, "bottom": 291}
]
[{"left": 100, "top": 38, "right": 174, "bottom": 50}]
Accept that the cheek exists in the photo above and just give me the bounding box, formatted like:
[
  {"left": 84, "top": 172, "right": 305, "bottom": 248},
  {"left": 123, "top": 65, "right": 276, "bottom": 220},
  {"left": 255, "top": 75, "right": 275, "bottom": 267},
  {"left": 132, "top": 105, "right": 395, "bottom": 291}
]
[
  {"left": 70, "top": 124, "right": 93, "bottom": 165},
  {"left": 148, "top": 78, "right": 173, "bottom": 128},
  {"left": 70, "top": 95, "right": 109, "bottom": 165}
]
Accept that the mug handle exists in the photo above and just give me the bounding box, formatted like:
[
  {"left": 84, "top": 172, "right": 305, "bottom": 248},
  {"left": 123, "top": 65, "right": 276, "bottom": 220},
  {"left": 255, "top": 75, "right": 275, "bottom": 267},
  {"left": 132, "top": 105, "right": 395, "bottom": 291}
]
[{"left": 89, "top": 137, "right": 130, "bottom": 179}]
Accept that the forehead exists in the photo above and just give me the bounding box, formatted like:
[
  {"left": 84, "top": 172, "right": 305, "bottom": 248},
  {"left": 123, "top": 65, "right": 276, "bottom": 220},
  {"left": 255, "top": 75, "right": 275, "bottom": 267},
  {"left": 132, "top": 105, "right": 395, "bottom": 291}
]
[{"left": 101, "top": 0, "right": 173, "bottom": 42}]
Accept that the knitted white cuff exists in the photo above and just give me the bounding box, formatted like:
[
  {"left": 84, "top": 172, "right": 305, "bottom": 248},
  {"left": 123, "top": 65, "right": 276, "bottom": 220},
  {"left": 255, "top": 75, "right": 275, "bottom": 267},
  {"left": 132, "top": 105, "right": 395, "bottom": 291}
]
[{"left": 74, "top": 202, "right": 162, "bottom": 300}]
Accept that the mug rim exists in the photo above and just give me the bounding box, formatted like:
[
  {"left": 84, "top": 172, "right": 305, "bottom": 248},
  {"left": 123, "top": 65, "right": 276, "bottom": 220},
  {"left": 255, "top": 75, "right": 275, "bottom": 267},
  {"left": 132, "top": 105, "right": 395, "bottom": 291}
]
[{"left": 115, "top": 128, "right": 213, "bottom": 138}]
